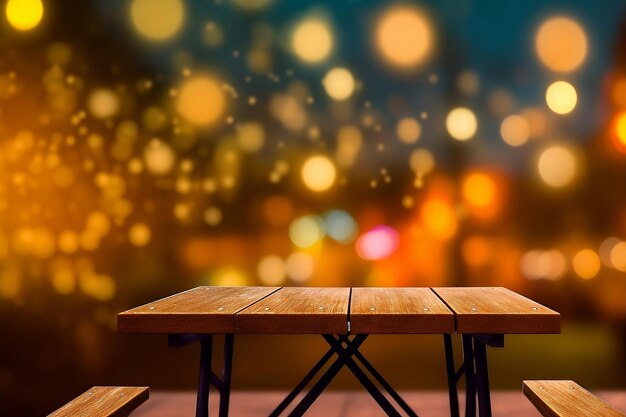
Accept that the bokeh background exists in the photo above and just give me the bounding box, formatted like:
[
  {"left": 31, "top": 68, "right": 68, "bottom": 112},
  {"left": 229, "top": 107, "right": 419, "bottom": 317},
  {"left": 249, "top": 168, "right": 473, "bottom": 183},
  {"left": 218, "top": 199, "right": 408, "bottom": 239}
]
[{"left": 1, "top": 0, "right": 626, "bottom": 415}]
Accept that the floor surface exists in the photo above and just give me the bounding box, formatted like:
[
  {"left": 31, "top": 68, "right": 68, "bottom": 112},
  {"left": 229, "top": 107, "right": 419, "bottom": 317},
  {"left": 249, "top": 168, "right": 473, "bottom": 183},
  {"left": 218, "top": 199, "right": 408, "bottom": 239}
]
[{"left": 132, "top": 390, "right": 626, "bottom": 416}]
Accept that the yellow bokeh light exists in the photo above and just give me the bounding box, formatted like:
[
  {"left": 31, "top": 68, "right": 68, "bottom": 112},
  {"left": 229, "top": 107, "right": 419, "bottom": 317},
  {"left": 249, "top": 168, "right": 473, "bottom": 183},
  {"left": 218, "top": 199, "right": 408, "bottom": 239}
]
[
  {"left": 610, "top": 241, "right": 626, "bottom": 272},
  {"left": 500, "top": 115, "right": 530, "bottom": 146},
  {"left": 322, "top": 67, "right": 355, "bottom": 100},
  {"left": 129, "top": 223, "right": 151, "bottom": 247},
  {"left": 176, "top": 75, "right": 225, "bottom": 127},
  {"left": 212, "top": 268, "right": 247, "bottom": 286},
  {"left": 572, "top": 249, "right": 601, "bottom": 279},
  {"left": 421, "top": 198, "right": 457, "bottom": 240},
  {"left": 289, "top": 216, "right": 325, "bottom": 248},
  {"left": 257, "top": 255, "right": 286, "bottom": 285},
  {"left": 291, "top": 18, "right": 333, "bottom": 64},
  {"left": 285, "top": 252, "right": 315, "bottom": 282},
  {"left": 446, "top": 107, "right": 477, "bottom": 141},
  {"left": 88, "top": 88, "right": 119, "bottom": 120},
  {"left": 235, "top": 122, "right": 265, "bottom": 152},
  {"left": 538, "top": 145, "right": 577, "bottom": 188},
  {"left": 301, "top": 155, "right": 336, "bottom": 192},
  {"left": 5, "top": 0, "right": 43, "bottom": 31},
  {"left": 409, "top": 149, "right": 435, "bottom": 174},
  {"left": 462, "top": 172, "right": 496, "bottom": 209},
  {"left": 545, "top": 81, "right": 577, "bottom": 115},
  {"left": 144, "top": 139, "right": 176, "bottom": 175},
  {"left": 396, "top": 118, "right": 422, "bottom": 144},
  {"left": 375, "top": 5, "right": 433, "bottom": 68},
  {"left": 535, "top": 17, "right": 587, "bottom": 72},
  {"left": 130, "top": 0, "right": 184, "bottom": 41}
]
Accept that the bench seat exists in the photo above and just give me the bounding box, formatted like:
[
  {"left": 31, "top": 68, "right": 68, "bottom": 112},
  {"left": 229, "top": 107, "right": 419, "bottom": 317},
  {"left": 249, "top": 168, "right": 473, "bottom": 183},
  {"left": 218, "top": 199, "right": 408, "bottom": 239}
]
[
  {"left": 48, "top": 386, "right": 149, "bottom": 417},
  {"left": 523, "top": 380, "right": 626, "bottom": 417}
]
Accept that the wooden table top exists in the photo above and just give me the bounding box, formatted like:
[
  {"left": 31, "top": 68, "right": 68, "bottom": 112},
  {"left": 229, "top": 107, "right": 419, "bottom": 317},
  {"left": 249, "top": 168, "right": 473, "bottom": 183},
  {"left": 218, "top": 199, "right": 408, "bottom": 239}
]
[{"left": 118, "top": 286, "right": 560, "bottom": 335}]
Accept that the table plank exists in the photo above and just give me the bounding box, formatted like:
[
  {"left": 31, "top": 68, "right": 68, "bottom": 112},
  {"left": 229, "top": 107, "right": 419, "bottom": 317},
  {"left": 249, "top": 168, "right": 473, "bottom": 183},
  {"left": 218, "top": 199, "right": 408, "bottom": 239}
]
[
  {"left": 432, "top": 287, "right": 560, "bottom": 334},
  {"left": 235, "top": 287, "right": 350, "bottom": 334},
  {"left": 117, "top": 287, "right": 280, "bottom": 334},
  {"left": 48, "top": 386, "right": 149, "bottom": 417},
  {"left": 350, "top": 288, "right": 455, "bottom": 334},
  {"left": 523, "top": 380, "right": 626, "bottom": 417}
]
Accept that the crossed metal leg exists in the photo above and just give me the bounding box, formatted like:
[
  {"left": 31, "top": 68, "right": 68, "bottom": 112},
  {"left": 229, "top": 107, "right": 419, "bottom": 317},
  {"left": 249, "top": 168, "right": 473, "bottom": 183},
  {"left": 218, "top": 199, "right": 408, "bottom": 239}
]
[
  {"left": 443, "top": 334, "right": 504, "bottom": 417},
  {"left": 169, "top": 333, "right": 234, "bottom": 417},
  {"left": 270, "top": 334, "right": 419, "bottom": 417}
]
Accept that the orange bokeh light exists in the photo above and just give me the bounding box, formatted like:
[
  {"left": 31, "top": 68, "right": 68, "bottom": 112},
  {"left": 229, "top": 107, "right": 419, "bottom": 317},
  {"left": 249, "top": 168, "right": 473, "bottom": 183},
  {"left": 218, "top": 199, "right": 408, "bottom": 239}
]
[
  {"left": 461, "top": 171, "right": 503, "bottom": 220},
  {"left": 612, "top": 111, "right": 626, "bottom": 154}
]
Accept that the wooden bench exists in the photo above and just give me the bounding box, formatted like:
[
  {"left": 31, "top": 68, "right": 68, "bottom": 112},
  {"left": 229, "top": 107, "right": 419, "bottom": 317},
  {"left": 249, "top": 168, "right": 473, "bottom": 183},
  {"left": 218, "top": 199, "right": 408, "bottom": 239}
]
[
  {"left": 48, "top": 386, "right": 149, "bottom": 417},
  {"left": 523, "top": 380, "right": 626, "bottom": 417}
]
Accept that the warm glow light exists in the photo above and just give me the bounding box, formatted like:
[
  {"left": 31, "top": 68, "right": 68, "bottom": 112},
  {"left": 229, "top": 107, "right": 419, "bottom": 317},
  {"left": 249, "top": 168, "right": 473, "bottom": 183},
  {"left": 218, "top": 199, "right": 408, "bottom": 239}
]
[
  {"left": 291, "top": 18, "right": 333, "bottom": 63},
  {"left": 462, "top": 172, "right": 496, "bottom": 209},
  {"left": 355, "top": 226, "right": 399, "bottom": 261},
  {"left": 88, "top": 89, "right": 120, "bottom": 119},
  {"left": 176, "top": 75, "right": 225, "bottom": 127},
  {"left": 257, "top": 255, "right": 286, "bottom": 285},
  {"left": 212, "top": 268, "right": 247, "bottom": 286},
  {"left": 409, "top": 149, "right": 435, "bottom": 174},
  {"left": 144, "top": 139, "right": 176, "bottom": 175},
  {"left": 322, "top": 67, "right": 355, "bottom": 100},
  {"left": 535, "top": 17, "right": 587, "bottom": 72},
  {"left": 462, "top": 235, "right": 491, "bottom": 268},
  {"left": 396, "top": 118, "right": 422, "bottom": 144},
  {"left": 421, "top": 198, "right": 457, "bottom": 240},
  {"left": 446, "top": 107, "right": 477, "bottom": 141},
  {"left": 611, "top": 241, "right": 626, "bottom": 272},
  {"left": 545, "top": 81, "right": 577, "bottom": 115},
  {"left": 612, "top": 112, "right": 626, "bottom": 154},
  {"left": 301, "top": 156, "right": 336, "bottom": 192},
  {"left": 285, "top": 252, "right": 315, "bottom": 282},
  {"left": 289, "top": 216, "right": 325, "bottom": 248},
  {"left": 521, "top": 249, "right": 567, "bottom": 280},
  {"left": 572, "top": 249, "right": 601, "bottom": 279},
  {"left": 5, "top": 0, "right": 43, "bottom": 31},
  {"left": 538, "top": 145, "right": 577, "bottom": 188},
  {"left": 500, "top": 115, "right": 530, "bottom": 146},
  {"left": 375, "top": 5, "right": 433, "bottom": 68},
  {"left": 130, "top": 0, "right": 184, "bottom": 41},
  {"left": 128, "top": 223, "right": 151, "bottom": 247}
]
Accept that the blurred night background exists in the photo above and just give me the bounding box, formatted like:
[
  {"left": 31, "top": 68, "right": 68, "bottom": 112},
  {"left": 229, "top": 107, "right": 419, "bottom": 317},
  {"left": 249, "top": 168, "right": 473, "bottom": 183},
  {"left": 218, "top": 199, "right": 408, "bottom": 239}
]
[{"left": 1, "top": 0, "right": 626, "bottom": 415}]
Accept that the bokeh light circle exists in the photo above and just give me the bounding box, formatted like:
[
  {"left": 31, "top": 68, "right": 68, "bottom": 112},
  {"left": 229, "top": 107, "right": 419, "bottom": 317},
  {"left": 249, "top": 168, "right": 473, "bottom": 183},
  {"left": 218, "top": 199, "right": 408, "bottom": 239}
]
[
  {"left": 446, "top": 107, "right": 477, "bottom": 141},
  {"left": 537, "top": 145, "right": 577, "bottom": 188},
  {"left": 535, "top": 17, "right": 587, "bottom": 72},
  {"left": 545, "top": 81, "right": 577, "bottom": 115},
  {"left": 291, "top": 18, "right": 333, "bottom": 64},
  {"left": 176, "top": 75, "right": 225, "bottom": 127},
  {"left": 301, "top": 156, "right": 337, "bottom": 192},
  {"left": 323, "top": 68, "right": 355, "bottom": 100},
  {"left": 323, "top": 210, "right": 358, "bottom": 244},
  {"left": 355, "top": 225, "right": 399, "bottom": 261},
  {"left": 375, "top": 5, "right": 433, "bottom": 68},
  {"left": 289, "top": 216, "right": 325, "bottom": 248},
  {"left": 5, "top": 0, "right": 43, "bottom": 31},
  {"left": 500, "top": 115, "right": 530, "bottom": 146},
  {"left": 396, "top": 118, "right": 422, "bottom": 144},
  {"left": 130, "top": 0, "right": 184, "bottom": 41}
]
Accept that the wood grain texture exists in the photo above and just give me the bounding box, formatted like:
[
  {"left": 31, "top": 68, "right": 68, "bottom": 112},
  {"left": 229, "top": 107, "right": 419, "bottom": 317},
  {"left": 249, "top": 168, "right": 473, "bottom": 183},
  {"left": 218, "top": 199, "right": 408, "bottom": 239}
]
[
  {"left": 432, "top": 287, "right": 560, "bottom": 334},
  {"left": 235, "top": 287, "right": 350, "bottom": 334},
  {"left": 350, "top": 288, "right": 455, "bottom": 334},
  {"left": 117, "top": 287, "right": 280, "bottom": 334},
  {"left": 523, "top": 380, "right": 626, "bottom": 417},
  {"left": 48, "top": 386, "right": 149, "bottom": 417}
]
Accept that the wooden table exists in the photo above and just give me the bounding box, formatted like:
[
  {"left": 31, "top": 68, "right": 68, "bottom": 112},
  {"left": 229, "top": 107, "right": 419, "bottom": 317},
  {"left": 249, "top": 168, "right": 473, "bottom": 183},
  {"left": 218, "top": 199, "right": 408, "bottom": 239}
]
[{"left": 118, "top": 287, "right": 560, "bottom": 417}]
